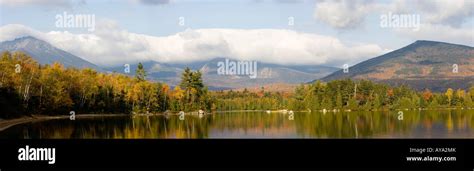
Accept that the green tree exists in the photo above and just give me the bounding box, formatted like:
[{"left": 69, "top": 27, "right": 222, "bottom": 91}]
[
  {"left": 373, "top": 94, "right": 382, "bottom": 110},
  {"left": 135, "top": 62, "right": 147, "bottom": 82},
  {"left": 178, "top": 67, "right": 207, "bottom": 111},
  {"left": 429, "top": 97, "right": 439, "bottom": 109},
  {"left": 335, "top": 92, "right": 343, "bottom": 109},
  {"left": 347, "top": 97, "right": 358, "bottom": 110},
  {"left": 399, "top": 97, "right": 413, "bottom": 109},
  {"left": 465, "top": 92, "right": 473, "bottom": 108}
]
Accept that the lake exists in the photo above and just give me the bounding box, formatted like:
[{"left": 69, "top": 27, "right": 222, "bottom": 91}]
[{"left": 0, "top": 110, "right": 473, "bottom": 138}]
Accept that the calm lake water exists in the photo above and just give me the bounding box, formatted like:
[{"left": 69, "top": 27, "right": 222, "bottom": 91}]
[{"left": 1, "top": 110, "right": 473, "bottom": 138}]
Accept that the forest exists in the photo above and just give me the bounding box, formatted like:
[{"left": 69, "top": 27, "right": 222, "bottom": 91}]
[
  {"left": 0, "top": 51, "right": 473, "bottom": 119},
  {"left": 216, "top": 79, "right": 474, "bottom": 111},
  {"left": 0, "top": 51, "right": 213, "bottom": 118}
]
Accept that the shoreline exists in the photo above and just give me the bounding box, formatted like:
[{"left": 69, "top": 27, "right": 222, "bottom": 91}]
[
  {"left": 0, "top": 114, "right": 128, "bottom": 132},
  {"left": 1, "top": 108, "right": 473, "bottom": 132}
]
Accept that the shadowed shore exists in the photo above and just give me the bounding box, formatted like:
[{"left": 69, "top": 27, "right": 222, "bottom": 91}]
[{"left": 0, "top": 114, "right": 128, "bottom": 132}]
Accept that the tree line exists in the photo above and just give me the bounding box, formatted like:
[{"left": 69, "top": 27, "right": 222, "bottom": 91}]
[
  {"left": 1, "top": 51, "right": 473, "bottom": 119},
  {"left": 216, "top": 79, "right": 474, "bottom": 111},
  {"left": 0, "top": 51, "right": 213, "bottom": 118}
]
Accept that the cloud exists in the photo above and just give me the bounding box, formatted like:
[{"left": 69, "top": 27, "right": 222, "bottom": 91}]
[
  {"left": 395, "top": 24, "right": 474, "bottom": 46},
  {"left": 136, "top": 0, "right": 170, "bottom": 5},
  {"left": 313, "top": 0, "right": 373, "bottom": 29},
  {"left": 0, "top": 0, "right": 85, "bottom": 7},
  {"left": 0, "top": 24, "right": 388, "bottom": 67},
  {"left": 412, "top": 0, "right": 474, "bottom": 28},
  {"left": 314, "top": 0, "right": 474, "bottom": 29},
  {"left": 273, "top": 0, "right": 304, "bottom": 3}
]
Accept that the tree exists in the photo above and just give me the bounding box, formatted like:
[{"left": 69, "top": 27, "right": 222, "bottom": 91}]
[
  {"left": 445, "top": 88, "right": 453, "bottom": 106},
  {"left": 40, "top": 62, "right": 73, "bottom": 113},
  {"left": 178, "top": 67, "right": 206, "bottom": 111},
  {"left": 465, "top": 92, "right": 473, "bottom": 108},
  {"left": 399, "top": 97, "right": 413, "bottom": 109},
  {"left": 429, "top": 96, "right": 439, "bottom": 109},
  {"left": 77, "top": 69, "right": 99, "bottom": 108},
  {"left": 321, "top": 97, "right": 332, "bottom": 110},
  {"left": 469, "top": 86, "right": 474, "bottom": 99},
  {"left": 373, "top": 94, "right": 382, "bottom": 110},
  {"left": 171, "top": 86, "right": 184, "bottom": 110},
  {"left": 335, "top": 92, "right": 343, "bottom": 109},
  {"left": 422, "top": 89, "right": 432, "bottom": 101},
  {"left": 135, "top": 62, "right": 147, "bottom": 82},
  {"left": 453, "top": 89, "right": 465, "bottom": 107},
  {"left": 347, "top": 97, "right": 358, "bottom": 110},
  {"left": 127, "top": 81, "right": 159, "bottom": 113},
  {"left": 412, "top": 94, "right": 420, "bottom": 109}
]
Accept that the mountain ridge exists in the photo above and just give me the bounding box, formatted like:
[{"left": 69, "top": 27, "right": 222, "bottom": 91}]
[
  {"left": 107, "top": 58, "right": 339, "bottom": 90},
  {"left": 0, "top": 36, "right": 104, "bottom": 71},
  {"left": 321, "top": 40, "right": 474, "bottom": 91}
]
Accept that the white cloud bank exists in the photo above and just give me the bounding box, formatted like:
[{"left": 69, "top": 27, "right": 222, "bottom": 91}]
[
  {"left": 313, "top": 0, "right": 474, "bottom": 46},
  {"left": 0, "top": 23, "right": 388, "bottom": 67},
  {"left": 314, "top": 0, "right": 373, "bottom": 29},
  {"left": 314, "top": 0, "right": 474, "bottom": 29},
  {"left": 0, "top": 0, "right": 85, "bottom": 8}
]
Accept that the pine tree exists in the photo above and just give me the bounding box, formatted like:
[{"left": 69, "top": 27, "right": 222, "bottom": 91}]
[{"left": 135, "top": 62, "right": 147, "bottom": 82}]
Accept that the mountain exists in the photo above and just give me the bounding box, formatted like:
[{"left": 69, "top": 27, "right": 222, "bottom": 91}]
[
  {"left": 321, "top": 40, "right": 474, "bottom": 91},
  {"left": 108, "top": 60, "right": 184, "bottom": 86},
  {"left": 0, "top": 36, "right": 104, "bottom": 71},
  {"left": 108, "top": 58, "right": 339, "bottom": 90},
  {"left": 199, "top": 58, "right": 338, "bottom": 89}
]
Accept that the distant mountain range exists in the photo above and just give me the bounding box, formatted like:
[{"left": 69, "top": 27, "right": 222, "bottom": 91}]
[
  {"left": 0, "top": 36, "right": 338, "bottom": 90},
  {"left": 107, "top": 58, "right": 339, "bottom": 89},
  {"left": 0, "top": 36, "right": 104, "bottom": 71},
  {"left": 2, "top": 36, "right": 473, "bottom": 91},
  {"left": 321, "top": 40, "right": 474, "bottom": 91}
]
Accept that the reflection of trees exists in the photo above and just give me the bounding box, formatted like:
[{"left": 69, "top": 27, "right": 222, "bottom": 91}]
[
  {"left": 293, "top": 110, "right": 474, "bottom": 138},
  {"left": 1, "top": 110, "right": 472, "bottom": 139},
  {"left": 208, "top": 113, "right": 295, "bottom": 137},
  {"left": 114, "top": 116, "right": 213, "bottom": 138}
]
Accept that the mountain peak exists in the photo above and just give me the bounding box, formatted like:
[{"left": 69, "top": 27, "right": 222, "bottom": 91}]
[
  {"left": 410, "top": 40, "right": 472, "bottom": 49},
  {"left": 321, "top": 40, "right": 474, "bottom": 91},
  {"left": 10, "top": 36, "right": 44, "bottom": 44},
  {"left": 0, "top": 36, "right": 104, "bottom": 71},
  {"left": 4, "top": 36, "right": 54, "bottom": 50}
]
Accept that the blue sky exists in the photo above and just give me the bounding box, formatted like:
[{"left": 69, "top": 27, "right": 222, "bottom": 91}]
[{"left": 0, "top": 0, "right": 472, "bottom": 67}]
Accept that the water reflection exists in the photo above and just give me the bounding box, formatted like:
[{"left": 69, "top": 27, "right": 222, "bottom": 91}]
[{"left": 0, "top": 110, "right": 473, "bottom": 139}]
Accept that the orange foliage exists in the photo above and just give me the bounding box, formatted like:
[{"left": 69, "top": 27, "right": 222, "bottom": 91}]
[{"left": 422, "top": 89, "right": 432, "bottom": 101}]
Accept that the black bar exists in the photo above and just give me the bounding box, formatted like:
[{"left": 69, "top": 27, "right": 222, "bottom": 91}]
[{"left": 0, "top": 139, "right": 472, "bottom": 170}]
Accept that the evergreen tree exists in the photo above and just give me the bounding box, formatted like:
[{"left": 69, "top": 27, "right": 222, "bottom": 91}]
[{"left": 135, "top": 62, "right": 147, "bottom": 82}]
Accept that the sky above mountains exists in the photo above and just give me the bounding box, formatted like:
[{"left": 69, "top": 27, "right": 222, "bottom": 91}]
[{"left": 0, "top": 0, "right": 473, "bottom": 67}]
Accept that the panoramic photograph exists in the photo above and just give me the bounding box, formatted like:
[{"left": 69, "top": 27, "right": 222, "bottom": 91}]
[
  {"left": 0, "top": 0, "right": 473, "bottom": 140},
  {"left": 1, "top": 0, "right": 474, "bottom": 170}
]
